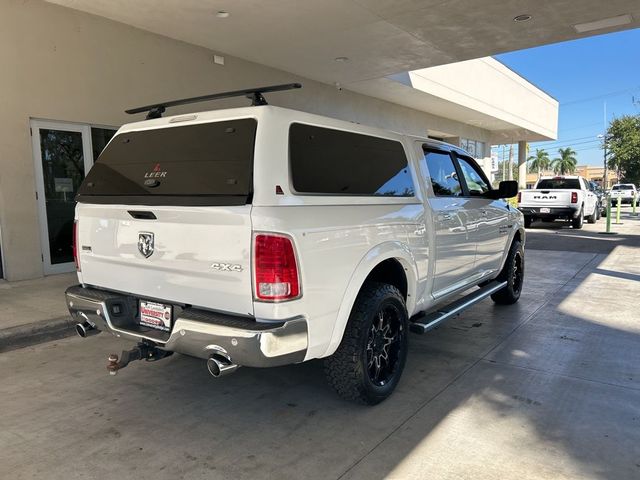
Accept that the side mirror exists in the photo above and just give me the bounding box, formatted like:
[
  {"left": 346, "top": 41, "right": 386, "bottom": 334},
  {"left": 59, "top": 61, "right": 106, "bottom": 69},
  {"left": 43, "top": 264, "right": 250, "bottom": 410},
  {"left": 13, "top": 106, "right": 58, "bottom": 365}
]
[{"left": 487, "top": 180, "right": 518, "bottom": 199}]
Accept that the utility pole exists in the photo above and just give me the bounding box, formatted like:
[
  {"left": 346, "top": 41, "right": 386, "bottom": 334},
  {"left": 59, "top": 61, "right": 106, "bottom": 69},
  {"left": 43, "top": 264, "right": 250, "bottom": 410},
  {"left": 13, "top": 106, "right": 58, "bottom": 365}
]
[
  {"left": 603, "top": 139, "right": 608, "bottom": 189},
  {"left": 603, "top": 102, "right": 609, "bottom": 189}
]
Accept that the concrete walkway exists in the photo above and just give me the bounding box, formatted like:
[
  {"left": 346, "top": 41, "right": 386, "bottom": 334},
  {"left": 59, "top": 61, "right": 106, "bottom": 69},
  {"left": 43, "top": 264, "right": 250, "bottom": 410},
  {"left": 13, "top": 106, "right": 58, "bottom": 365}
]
[
  {"left": 0, "top": 272, "right": 77, "bottom": 351},
  {"left": 1, "top": 209, "right": 639, "bottom": 479},
  {"left": 0, "top": 273, "right": 76, "bottom": 329}
]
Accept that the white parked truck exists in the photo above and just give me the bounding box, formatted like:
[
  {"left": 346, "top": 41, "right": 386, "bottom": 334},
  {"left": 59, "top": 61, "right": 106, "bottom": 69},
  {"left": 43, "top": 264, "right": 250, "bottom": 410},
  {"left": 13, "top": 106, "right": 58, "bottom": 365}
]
[
  {"left": 609, "top": 183, "right": 637, "bottom": 205},
  {"left": 518, "top": 175, "right": 599, "bottom": 229},
  {"left": 67, "top": 84, "right": 525, "bottom": 404}
]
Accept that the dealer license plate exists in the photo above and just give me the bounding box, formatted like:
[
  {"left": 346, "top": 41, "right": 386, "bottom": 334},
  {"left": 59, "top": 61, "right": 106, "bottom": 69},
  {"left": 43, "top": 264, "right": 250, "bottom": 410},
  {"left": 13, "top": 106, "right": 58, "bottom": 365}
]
[
  {"left": 540, "top": 207, "right": 550, "bottom": 214},
  {"left": 139, "top": 301, "right": 172, "bottom": 332}
]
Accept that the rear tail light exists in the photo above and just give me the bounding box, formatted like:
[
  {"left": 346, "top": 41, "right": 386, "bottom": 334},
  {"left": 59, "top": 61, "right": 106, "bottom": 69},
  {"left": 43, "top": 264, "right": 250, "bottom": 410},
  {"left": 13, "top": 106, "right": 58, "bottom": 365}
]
[
  {"left": 517, "top": 192, "right": 522, "bottom": 203},
  {"left": 571, "top": 192, "right": 578, "bottom": 203},
  {"left": 254, "top": 233, "right": 300, "bottom": 301},
  {"left": 73, "top": 220, "right": 80, "bottom": 271}
]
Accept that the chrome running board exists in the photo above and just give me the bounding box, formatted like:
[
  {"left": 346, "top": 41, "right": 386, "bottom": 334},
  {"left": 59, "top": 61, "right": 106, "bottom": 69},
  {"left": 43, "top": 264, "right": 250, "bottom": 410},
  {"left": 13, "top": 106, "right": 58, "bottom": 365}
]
[{"left": 410, "top": 280, "right": 508, "bottom": 334}]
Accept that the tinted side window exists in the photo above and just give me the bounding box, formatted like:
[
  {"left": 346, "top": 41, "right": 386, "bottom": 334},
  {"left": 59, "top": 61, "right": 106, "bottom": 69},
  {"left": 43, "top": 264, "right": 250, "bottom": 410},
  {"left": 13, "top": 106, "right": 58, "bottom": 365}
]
[
  {"left": 289, "top": 123, "right": 414, "bottom": 196},
  {"left": 422, "top": 148, "right": 462, "bottom": 197},
  {"left": 456, "top": 155, "right": 490, "bottom": 196}
]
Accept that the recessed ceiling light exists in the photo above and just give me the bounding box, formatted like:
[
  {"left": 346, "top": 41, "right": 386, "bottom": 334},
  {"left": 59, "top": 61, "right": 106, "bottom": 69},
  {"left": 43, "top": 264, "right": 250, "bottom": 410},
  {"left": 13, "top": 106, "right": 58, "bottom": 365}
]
[
  {"left": 334, "top": 56, "right": 349, "bottom": 63},
  {"left": 216, "top": 11, "right": 230, "bottom": 18},
  {"left": 513, "top": 14, "right": 532, "bottom": 22},
  {"left": 573, "top": 14, "right": 632, "bottom": 33}
]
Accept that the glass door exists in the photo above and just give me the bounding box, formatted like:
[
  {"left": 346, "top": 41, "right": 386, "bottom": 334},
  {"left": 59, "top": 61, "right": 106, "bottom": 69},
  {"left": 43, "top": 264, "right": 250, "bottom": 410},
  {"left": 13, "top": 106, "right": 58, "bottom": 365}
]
[{"left": 31, "top": 120, "right": 115, "bottom": 275}]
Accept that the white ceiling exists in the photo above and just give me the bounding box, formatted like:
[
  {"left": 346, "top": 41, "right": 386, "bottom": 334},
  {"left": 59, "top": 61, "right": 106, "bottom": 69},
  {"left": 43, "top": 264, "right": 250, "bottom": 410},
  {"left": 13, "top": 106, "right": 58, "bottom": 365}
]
[
  {"left": 43, "top": 0, "right": 638, "bottom": 140},
  {"left": 46, "top": 0, "right": 640, "bottom": 85}
]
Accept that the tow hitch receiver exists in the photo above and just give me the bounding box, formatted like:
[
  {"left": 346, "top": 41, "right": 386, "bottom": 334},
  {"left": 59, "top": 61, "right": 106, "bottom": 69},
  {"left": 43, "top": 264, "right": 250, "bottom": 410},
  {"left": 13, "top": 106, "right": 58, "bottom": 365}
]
[{"left": 107, "top": 342, "right": 172, "bottom": 375}]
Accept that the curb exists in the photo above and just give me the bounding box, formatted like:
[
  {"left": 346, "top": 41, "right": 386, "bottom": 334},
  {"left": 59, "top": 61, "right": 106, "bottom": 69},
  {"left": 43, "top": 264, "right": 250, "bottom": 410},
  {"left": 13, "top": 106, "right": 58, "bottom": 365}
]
[{"left": 0, "top": 316, "right": 75, "bottom": 353}]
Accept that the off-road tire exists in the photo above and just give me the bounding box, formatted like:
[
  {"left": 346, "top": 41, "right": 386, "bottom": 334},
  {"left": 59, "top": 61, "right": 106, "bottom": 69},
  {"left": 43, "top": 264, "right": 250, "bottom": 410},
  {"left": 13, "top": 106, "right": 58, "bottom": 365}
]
[
  {"left": 572, "top": 208, "right": 584, "bottom": 229},
  {"left": 524, "top": 216, "right": 533, "bottom": 228},
  {"left": 324, "top": 282, "right": 408, "bottom": 405},
  {"left": 491, "top": 239, "right": 524, "bottom": 305}
]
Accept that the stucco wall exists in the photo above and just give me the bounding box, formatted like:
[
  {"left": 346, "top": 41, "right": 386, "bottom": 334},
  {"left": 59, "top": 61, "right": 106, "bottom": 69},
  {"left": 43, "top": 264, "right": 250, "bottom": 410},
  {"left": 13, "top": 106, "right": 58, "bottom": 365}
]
[
  {"left": 0, "top": 0, "right": 493, "bottom": 280},
  {"left": 409, "top": 57, "right": 559, "bottom": 141}
]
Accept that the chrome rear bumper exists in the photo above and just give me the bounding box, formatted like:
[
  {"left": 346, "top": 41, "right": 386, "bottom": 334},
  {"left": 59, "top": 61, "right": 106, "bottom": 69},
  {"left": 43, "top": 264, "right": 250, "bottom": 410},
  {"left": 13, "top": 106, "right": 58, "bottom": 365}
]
[{"left": 65, "top": 285, "right": 308, "bottom": 367}]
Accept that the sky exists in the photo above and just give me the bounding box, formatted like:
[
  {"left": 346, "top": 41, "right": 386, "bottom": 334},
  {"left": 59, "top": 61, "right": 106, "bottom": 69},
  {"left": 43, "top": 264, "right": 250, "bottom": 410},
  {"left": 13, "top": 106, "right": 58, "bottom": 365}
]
[{"left": 493, "top": 27, "right": 640, "bottom": 166}]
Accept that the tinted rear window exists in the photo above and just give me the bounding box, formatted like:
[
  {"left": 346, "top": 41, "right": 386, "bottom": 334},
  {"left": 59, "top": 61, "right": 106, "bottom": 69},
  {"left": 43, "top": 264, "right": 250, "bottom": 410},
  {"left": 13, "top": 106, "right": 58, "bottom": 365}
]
[
  {"left": 77, "top": 119, "right": 257, "bottom": 206},
  {"left": 289, "top": 123, "right": 414, "bottom": 196},
  {"left": 536, "top": 178, "right": 580, "bottom": 190},
  {"left": 612, "top": 185, "right": 633, "bottom": 190}
]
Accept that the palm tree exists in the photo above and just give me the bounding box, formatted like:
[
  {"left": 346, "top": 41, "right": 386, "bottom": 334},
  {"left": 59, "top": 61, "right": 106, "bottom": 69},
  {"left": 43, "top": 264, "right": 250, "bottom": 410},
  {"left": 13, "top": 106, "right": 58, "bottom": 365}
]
[
  {"left": 527, "top": 149, "right": 551, "bottom": 178},
  {"left": 552, "top": 147, "right": 578, "bottom": 175}
]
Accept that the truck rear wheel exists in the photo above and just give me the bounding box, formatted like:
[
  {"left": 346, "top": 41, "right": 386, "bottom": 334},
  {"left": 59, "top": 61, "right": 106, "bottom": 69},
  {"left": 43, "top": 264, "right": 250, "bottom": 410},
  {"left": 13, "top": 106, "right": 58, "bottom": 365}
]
[
  {"left": 572, "top": 208, "right": 584, "bottom": 229},
  {"left": 491, "top": 239, "right": 524, "bottom": 305},
  {"left": 524, "top": 216, "right": 533, "bottom": 228},
  {"left": 324, "top": 282, "right": 408, "bottom": 405}
]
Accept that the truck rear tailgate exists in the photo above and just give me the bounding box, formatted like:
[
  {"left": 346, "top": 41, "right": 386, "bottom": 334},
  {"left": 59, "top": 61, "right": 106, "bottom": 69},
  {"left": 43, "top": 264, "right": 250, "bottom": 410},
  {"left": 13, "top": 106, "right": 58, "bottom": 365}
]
[
  {"left": 74, "top": 117, "right": 259, "bottom": 316},
  {"left": 519, "top": 189, "right": 574, "bottom": 207},
  {"left": 76, "top": 203, "right": 254, "bottom": 316}
]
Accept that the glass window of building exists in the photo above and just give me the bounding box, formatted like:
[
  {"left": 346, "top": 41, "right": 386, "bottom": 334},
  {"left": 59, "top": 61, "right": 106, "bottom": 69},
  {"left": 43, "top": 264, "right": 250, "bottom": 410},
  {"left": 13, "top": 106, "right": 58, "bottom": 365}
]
[{"left": 460, "top": 138, "right": 485, "bottom": 159}]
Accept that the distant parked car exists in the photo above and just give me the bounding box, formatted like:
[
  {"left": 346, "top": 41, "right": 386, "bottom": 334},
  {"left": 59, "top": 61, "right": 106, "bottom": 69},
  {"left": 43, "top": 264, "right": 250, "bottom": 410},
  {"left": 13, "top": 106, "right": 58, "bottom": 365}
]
[{"left": 610, "top": 183, "right": 637, "bottom": 205}]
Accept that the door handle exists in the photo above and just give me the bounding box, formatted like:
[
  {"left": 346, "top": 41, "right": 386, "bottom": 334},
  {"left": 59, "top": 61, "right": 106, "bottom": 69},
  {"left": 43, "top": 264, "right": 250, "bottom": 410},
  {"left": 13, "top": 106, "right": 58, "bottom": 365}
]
[
  {"left": 442, "top": 213, "right": 453, "bottom": 221},
  {"left": 480, "top": 210, "right": 488, "bottom": 216}
]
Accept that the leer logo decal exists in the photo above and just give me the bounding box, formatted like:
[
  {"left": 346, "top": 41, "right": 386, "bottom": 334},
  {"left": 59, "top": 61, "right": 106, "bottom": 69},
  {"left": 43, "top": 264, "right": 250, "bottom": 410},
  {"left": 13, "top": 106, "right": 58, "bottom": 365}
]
[
  {"left": 138, "top": 232, "right": 154, "bottom": 258},
  {"left": 144, "top": 163, "right": 167, "bottom": 179}
]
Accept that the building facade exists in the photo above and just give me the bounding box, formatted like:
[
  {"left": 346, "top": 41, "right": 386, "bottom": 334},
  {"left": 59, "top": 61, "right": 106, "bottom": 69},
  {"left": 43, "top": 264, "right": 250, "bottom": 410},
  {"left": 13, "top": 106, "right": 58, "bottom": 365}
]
[{"left": 525, "top": 166, "right": 620, "bottom": 189}]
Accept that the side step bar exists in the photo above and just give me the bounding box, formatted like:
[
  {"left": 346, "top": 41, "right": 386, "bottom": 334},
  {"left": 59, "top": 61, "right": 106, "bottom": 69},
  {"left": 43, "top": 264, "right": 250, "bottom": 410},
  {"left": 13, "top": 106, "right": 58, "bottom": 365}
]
[{"left": 410, "top": 280, "right": 507, "bottom": 334}]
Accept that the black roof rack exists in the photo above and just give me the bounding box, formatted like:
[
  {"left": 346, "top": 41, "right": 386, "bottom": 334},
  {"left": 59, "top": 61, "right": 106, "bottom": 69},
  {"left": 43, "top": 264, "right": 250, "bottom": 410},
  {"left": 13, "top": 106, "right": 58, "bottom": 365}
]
[{"left": 125, "top": 83, "right": 302, "bottom": 120}]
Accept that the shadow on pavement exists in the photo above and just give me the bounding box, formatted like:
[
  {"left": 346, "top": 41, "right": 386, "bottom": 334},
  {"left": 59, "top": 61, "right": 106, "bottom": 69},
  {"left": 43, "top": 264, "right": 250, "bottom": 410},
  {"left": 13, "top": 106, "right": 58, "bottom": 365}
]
[{"left": 525, "top": 215, "right": 640, "bottom": 254}]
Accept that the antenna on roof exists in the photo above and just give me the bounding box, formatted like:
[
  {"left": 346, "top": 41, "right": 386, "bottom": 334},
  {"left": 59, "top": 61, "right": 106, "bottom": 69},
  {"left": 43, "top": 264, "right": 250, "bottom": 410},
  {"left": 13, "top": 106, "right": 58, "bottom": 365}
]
[{"left": 126, "top": 83, "right": 302, "bottom": 119}]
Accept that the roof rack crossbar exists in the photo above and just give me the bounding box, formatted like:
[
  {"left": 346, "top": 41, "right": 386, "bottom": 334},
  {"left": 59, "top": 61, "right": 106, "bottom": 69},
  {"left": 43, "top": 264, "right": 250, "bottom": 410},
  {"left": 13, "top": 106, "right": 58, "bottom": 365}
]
[{"left": 125, "top": 83, "right": 302, "bottom": 119}]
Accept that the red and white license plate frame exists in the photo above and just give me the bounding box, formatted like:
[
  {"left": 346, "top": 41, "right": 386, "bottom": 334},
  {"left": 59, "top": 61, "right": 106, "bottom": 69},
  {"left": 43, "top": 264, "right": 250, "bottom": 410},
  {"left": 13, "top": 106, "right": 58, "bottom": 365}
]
[{"left": 139, "top": 300, "right": 172, "bottom": 332}]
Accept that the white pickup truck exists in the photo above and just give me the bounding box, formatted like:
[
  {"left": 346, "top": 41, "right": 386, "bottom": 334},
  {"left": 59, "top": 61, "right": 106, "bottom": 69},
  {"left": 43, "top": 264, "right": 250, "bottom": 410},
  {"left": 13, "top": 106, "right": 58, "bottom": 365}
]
[
  {"left": 66, "top": 85, "right": 525, "bottom": 404},
  {"left": 610, "top": 183, "right": 637, "bottom": 205},
  {"left": 518, "top": 176, "right": 599, "bottom": 229}
]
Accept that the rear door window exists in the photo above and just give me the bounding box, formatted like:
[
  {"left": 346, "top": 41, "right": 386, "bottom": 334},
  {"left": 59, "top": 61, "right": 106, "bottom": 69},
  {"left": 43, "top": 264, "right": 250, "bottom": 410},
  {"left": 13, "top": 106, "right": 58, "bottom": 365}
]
[
  {"left": 289, "top": 123, "right": 414, "bottom": 197},
  {"left": 77, "top": 119, "right": 257, "bottom": 206}
]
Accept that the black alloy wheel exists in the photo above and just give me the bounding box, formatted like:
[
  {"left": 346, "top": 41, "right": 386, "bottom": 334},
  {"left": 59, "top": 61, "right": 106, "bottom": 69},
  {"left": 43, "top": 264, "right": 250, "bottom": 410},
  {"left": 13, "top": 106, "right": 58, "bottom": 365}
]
[
  {"left": 491, "top": 239, "right": 525, "bottom": 305},
  {"left": 366, "top": 304, "right": 405, "bottom": 387},
  {"left": 511, "top": 249, "right": 524, "bottom": 296},
  {"left": 324, "top": 282, "right": 409, "bottom": 405}
]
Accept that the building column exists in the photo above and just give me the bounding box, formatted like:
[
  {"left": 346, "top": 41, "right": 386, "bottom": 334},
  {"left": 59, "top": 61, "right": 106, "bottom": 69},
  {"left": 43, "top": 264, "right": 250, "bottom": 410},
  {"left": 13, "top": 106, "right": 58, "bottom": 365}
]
[{"left": 518, "top": 140, "right": 527, "bottom": 190}]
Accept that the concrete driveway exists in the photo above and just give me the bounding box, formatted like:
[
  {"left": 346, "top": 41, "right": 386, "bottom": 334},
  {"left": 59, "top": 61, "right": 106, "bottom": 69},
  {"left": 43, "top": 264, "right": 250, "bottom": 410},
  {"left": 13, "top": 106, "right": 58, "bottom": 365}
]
[{"left": 1, "top": 216, "right": 639, "bottom": 479}]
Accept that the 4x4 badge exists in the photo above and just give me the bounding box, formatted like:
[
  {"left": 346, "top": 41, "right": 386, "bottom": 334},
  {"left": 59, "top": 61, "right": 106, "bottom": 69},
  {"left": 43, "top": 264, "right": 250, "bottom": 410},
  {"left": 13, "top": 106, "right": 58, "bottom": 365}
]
[{"left": 138, "top": 232, "right": 154, "bottom": 258}]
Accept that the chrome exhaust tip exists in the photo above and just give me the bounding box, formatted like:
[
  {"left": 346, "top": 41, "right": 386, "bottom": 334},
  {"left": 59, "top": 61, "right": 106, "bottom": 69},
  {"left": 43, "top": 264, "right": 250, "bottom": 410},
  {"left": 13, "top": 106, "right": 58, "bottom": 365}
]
[
  {"left": 207, "top": 353, "right": 239, "bottom": 378},
  {"left": 75, "top": 320, "right": 99, "bottom": 338}
]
